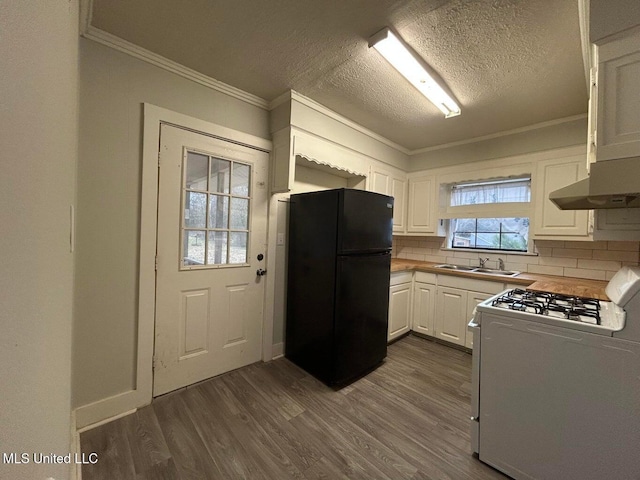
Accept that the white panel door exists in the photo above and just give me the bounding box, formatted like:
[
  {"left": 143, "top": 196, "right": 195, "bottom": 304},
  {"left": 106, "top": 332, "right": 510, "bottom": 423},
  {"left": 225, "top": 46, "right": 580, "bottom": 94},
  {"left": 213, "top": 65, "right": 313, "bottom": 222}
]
[
  {"left": 388, "top": 282, "right": 412, "bottom": 342},
  {"left": 407, "top": 175, "right": 436, "bottom": 233},
  {"left": 154, "top": 124, "right": 269, "bottom": 396},
  {"left": 533, "top": 155, "right": 589, "bottom": 237},
  {"left": 413, "top": 282, "right": 436, "bottom": 337},
  {"left": 370, "top": 168, "right": 390, "bottom": 195},
  {"left": 390, "top": 177, "right": 406, "bottom": 233},
  {"left": 465, "top": 291, "right": 493, "bottom": 349},
  {"left": 435, "top": 286, "right": 467, "bottom": 346},
  {"left": 597, "top": 29, "right": 640, "bottom": 161}
]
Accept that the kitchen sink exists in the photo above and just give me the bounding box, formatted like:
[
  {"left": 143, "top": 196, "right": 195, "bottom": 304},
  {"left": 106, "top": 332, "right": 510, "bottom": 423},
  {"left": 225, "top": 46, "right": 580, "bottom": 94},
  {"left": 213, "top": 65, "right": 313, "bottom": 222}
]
[
  {"left": 472, "top": 268, "right": 520, "bottom": 277},
  {"left": 434, "top": 264, "right": 476, "bottom": 271},
  {"left": 434, "top": 264, "right": 520, "bottom": 277}
]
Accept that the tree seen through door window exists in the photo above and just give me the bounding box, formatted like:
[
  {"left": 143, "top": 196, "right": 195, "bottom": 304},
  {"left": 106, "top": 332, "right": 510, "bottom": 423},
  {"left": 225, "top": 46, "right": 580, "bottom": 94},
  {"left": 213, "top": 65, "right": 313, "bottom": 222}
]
[{"left": 181, "top": 151, "right": 251, "bottom": 267}]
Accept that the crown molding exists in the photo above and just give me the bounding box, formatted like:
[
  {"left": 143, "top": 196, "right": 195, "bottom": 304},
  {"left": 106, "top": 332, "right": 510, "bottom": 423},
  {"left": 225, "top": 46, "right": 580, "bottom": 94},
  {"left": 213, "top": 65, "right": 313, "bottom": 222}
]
[
  {"left": 410, "top": 113, "right": 588, "bottom": 155},
  {"left": 79, "top": 0, "right": 269, "bottom": 110},
  {"left": 79, "top": 0, "right": 588, "bottom": 159},
  {"left": 269, "top": 90, "right": 293, "bottom": 111}
]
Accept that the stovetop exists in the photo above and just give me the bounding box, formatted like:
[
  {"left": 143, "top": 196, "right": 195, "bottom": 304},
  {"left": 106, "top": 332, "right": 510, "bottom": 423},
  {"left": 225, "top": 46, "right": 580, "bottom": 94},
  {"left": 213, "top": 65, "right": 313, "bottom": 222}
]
[
  {"left": 476, "top": 268, "right": 640, "bottom": 340},
  {"left": 492, "top": 289, "right": 602, "bottom": 325}
]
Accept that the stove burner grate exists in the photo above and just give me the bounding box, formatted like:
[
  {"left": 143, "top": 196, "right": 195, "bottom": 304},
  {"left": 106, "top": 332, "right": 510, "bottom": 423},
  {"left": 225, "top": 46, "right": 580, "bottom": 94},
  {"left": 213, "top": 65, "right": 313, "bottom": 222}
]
[{"left": 493, "top": 289, "right": 601, "bottom": 325}]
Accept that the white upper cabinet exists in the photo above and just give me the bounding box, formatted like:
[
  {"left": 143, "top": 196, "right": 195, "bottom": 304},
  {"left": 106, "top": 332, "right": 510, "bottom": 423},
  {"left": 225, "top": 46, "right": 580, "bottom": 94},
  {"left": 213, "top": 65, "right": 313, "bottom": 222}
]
[
  {"left": 390, "top": 177, "right": 407, "bottom": 233},
  {"left": 369, "top": 165, "right": 407, "bottom": 233},
  {"left": 594, "top": 28, "right": 640, "bottom": 161},
  {"left": 370, "top": 168, "right": 390, "bottom": 195},
  {"left": 407, "top": 175, "right": 439, "bottom": 234},
  {"left": 533, "top": 155, "right": 591, "bottom": 238}
]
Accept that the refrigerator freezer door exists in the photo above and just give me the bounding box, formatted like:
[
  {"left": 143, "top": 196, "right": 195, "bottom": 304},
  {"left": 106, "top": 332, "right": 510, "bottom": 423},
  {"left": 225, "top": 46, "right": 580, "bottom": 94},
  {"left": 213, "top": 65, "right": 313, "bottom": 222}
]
[
  {"left": 333, "top": 251, "right": 390, "bottom": 384},
  {"left": 338, "top": 189, "right": 393, "bottom": 254}
]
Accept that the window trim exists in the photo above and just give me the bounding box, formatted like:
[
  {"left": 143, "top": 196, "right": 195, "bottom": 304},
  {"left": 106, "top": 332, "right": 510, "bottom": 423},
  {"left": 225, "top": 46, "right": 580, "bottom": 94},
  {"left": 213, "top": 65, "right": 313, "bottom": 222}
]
[
  {"left": 449, "top": 217, "right": 530, "bottom": 253},
  {"left": 442, "top": 175, "right": 532, "bottom": 219},
  {"left": 443, "top": 176, "right": 534, "bottom": 254}
]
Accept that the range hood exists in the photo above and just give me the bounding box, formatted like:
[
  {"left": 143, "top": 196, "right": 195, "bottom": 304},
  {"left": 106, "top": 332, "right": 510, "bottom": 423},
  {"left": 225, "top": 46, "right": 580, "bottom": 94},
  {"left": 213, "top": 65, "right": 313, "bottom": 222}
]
[{"left": 550, "top": 157, "right": 640, "bottom": 210}]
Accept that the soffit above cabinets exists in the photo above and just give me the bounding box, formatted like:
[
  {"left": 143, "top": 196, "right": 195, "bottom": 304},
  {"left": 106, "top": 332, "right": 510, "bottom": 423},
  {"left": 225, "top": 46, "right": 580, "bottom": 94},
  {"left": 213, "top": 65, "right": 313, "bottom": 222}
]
[{"left": 88, "top": 0, "right": 588, "bottom": 151}]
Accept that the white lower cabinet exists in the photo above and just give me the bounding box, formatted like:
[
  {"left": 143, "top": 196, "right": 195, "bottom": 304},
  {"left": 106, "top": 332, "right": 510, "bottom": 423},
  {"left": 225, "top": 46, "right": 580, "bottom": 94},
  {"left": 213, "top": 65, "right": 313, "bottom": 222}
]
[
  {"left": 465, "top": 291, "right": 493, "bottom": 348},
  {"left": 388, "top": 270, "right": 506, "bottom": 348},
  {"left": 436, "top": 276, "right": 505, "bottom": 348},
  {"left": 412, "top": 272, "right": 437, "bottom": 337},
  {"left": 435, "top": 286, "right": 467, "bottom": 345},
  {"left": 388, "top": 272, "right": 413, "bottom": 342}
]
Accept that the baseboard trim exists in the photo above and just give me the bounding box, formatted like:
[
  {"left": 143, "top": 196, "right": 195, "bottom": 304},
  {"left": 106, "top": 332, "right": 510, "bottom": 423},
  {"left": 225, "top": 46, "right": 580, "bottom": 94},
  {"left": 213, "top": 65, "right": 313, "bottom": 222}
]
[
  {"left": 272, "top": 342, "right": 284, "bottom": 359},
  {"left": 410, "top": 331, "right": 472, "bottom": 354},
  {"left": 75, "top": 389, "right": 142, "bottom": 430}
]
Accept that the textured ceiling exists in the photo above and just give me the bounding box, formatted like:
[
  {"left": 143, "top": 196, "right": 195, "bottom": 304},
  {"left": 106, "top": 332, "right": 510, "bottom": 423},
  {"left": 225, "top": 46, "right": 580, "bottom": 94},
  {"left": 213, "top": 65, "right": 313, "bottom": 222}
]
[{"left": 90, "top": 0, "right": 588, "bottom": 150}]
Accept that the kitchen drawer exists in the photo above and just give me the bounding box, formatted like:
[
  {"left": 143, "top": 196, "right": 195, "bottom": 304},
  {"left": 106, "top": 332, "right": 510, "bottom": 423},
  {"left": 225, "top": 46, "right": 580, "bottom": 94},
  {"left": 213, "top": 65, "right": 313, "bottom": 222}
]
[
  {"left": 437, "top": 275, "right": 504, "bottom": 294},
  {"left": 415, "top": 271, "right": 436, "bottom": 284},
  {"left": 390, "top": 271, "right": 413, "bottom": 286}
]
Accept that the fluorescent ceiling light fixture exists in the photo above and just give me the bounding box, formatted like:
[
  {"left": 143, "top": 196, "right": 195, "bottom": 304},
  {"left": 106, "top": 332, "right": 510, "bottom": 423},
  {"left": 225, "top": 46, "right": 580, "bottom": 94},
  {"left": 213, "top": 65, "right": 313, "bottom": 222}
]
[{"left": 369, "top": 28, "right": 461, "bottom": 118}]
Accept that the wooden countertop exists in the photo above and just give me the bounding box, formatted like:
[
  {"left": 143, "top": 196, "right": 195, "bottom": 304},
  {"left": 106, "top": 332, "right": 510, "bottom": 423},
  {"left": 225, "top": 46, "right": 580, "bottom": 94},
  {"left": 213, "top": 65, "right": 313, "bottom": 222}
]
[
  {"left": 525, "top": 280, "right": 609, "bottom": 301},
  {"left": 390, "top": 258, "right": 610, "bottom": 301}
]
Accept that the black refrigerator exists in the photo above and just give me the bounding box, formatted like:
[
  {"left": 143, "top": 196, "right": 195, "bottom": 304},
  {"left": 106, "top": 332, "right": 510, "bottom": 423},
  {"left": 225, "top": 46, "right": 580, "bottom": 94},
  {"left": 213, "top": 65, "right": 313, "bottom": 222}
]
[{"left": 286, "top": 188, "right": 393, "bottom": 386}]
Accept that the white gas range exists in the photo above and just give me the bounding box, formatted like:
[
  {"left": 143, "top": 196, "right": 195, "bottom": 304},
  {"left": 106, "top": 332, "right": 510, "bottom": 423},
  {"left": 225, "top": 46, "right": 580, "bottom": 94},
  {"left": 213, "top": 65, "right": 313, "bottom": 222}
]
[{"left": 469, "top": 266, "right": 640, "bottom": 480}]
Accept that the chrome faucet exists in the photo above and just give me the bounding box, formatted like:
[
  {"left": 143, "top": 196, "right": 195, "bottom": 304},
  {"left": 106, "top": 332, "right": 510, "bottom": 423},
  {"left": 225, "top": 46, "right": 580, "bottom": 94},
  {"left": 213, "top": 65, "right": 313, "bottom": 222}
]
[
  {"left": 479, "top": 257, "right": 489, "bottom": 268},
  {"left": 498, "top": 258, "right": 505, "bottom": 271}
]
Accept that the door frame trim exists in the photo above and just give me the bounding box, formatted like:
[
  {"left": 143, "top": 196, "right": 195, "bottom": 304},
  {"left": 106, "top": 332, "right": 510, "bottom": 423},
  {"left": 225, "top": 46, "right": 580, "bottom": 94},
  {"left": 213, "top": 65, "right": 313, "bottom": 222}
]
[{"left": 79, "top": 104, "right": 273, "bottom": 424}]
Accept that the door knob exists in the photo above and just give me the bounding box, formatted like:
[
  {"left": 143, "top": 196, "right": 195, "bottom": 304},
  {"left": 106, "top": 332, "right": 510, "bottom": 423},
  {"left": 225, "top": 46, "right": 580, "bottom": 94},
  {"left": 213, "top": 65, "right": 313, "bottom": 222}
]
[{"left": 256, "top": 268, "right": 267, "bottom": 276}]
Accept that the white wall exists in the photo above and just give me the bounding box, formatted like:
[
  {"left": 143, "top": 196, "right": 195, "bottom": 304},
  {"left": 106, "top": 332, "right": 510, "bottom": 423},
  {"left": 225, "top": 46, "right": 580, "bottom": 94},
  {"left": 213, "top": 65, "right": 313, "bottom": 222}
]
[
  {"left": 590, "top": 0, "right": 640, "bottom": 43},
  {"left": 0, "top": 2, "right": 78, "bottom": 480},
  {"left": 74, "top": 39, "right": 270, "bottom": 409},
  {"left": 291, "top": 97, "right": 410, "bottom": 171},
  {"left": 409, "top": 116, "right": 587, "bottom": 171}
]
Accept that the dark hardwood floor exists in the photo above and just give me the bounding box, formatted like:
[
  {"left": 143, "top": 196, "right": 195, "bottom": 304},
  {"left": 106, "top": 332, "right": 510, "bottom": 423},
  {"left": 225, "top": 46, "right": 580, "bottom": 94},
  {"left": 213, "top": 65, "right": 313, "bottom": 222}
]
[{"left": 81, "top": 334, "right": 507, "bottom": 479}]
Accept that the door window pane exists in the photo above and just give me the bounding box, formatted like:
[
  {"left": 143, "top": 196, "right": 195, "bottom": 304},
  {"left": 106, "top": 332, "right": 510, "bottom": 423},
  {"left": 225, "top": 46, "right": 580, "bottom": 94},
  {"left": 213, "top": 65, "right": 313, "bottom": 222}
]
[
  {"left": 231, "top": 163, "right": 250, "bottom": 196},
  {"left": 186, "top": 152, "right": 208, "bottom": 190},
  {"left": 210, "top": 158, "right": 230, "bottom": 194},
  {"left": 229, "top": 232, "right": 248, "bottom": 264},
  {"left": 207, "top": 231, "right": 228, "bottom": 265},
  {"left": 208, "top": 195, "right": 229, "bottom": 229},
  {"left": 230, "top": 198, "right": 249, "bottom": 230},
  {"left": 184, "top": 191, "right": 207, "bottom": 228},
  {"left": 184, "top": 231, "right": 206, "bottom": 265},
  {"left": 181, "top": 152, "right": 251, "bottom": 268}
]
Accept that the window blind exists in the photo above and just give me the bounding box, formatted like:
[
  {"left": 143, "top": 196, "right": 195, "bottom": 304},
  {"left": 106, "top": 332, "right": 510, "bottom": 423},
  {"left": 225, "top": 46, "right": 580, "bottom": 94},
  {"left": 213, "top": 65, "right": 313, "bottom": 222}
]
[{"left": 451, "top": 178, "right": 531, "bottom": 206}]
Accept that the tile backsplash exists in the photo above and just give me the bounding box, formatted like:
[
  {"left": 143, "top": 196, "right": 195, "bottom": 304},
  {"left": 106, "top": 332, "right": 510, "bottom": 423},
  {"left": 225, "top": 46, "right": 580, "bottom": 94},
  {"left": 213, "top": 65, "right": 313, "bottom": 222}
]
[{"left": 392, "top": 237, "right": 640, "bottom": 281}]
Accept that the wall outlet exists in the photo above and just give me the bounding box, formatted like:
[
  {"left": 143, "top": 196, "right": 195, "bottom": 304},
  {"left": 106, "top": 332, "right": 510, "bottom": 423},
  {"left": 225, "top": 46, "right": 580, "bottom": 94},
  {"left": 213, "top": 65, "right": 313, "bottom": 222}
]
[{"left": 277, "top": 233, "right": 285, "bottom": 246}]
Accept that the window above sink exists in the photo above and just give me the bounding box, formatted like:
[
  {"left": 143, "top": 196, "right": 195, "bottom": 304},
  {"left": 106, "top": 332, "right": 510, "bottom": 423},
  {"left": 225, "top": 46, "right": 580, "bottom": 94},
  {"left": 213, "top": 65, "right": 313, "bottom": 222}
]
[{"left": 440, "top": 176, "right": 534, "bottom": 255}]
